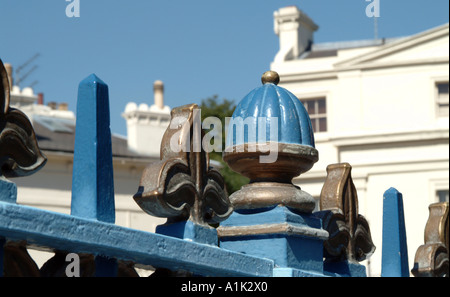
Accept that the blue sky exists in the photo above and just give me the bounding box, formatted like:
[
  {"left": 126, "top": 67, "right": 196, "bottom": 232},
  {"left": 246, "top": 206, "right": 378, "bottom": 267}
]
[{"left": 1, "top": 0, "right": 448, "bottom": 136}]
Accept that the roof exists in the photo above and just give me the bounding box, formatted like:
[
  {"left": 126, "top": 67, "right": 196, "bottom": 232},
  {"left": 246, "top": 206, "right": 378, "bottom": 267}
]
[
  {"left": 32, "top": 115, "right": 224, "bottom": 169},
  {"left": 300, "top": 37, "right": 405, "bottom": 60},
  {"left": 32, "top": 116, "right": 149, "bottom": 159},
  {"left": 299, "top": 23, "right": 449, "bottom": 61}
]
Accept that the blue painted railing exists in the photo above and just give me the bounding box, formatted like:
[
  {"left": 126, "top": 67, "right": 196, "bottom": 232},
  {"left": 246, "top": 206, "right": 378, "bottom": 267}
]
[
  {"left": 0, "top": 74, "right": 273, "bottom": 277},
  {"left": 0, "top": 74, "right": 416, "bottom": 277}
]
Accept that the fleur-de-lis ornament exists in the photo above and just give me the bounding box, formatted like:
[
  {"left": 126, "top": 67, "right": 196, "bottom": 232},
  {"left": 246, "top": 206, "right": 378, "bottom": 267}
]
[
  {"left": 0, "top": 59, "right": 46, "bottom": 180},
  {"left": 412, "top": 202, "right": 448, "bottom": 277},
  {"left": 133, "top": 104, "right": 232, "bottom": 226},
  {"left": 318, "top": 163, "right": 375, "bottom": 262}
]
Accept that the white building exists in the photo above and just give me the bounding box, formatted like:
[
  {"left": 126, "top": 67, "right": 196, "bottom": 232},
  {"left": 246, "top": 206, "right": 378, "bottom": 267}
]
[
  {"left": 271, "top": 6, "right": 449, "bottom": 276},
  {"left": 122, "top": 80, "right": 171, "bottom": 157}
]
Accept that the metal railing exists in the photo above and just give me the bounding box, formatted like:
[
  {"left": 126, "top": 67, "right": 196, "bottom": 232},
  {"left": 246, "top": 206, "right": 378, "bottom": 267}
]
[{"left": 0, "top": 61, "right": 447, "bottom": 277}]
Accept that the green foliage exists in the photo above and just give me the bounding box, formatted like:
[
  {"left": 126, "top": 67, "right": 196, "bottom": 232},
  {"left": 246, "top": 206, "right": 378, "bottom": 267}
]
[{"left": 200, "top": 95, "right": 249, "bottom": 194}]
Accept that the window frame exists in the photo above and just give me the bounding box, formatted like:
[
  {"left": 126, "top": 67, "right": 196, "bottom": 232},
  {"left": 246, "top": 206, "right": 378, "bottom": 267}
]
[
  {"left": 429, "top": 178, "right": 449, "bottom": 204},
  {"left": 301, "top": 97, "right": 328, "bottom": 133},
  {"left": 435, "top": 81, "right": 449, "bottom": 118},
  {"left": 437, "top": 189, "right": 449, "bottom": 203}
]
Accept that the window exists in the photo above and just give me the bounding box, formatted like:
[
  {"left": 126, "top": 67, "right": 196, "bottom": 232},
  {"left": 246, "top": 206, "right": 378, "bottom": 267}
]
[
  {"left": 437, "top": 190, "right": 449, "bottom": 203},
  {"left": 436, "top": 82, "right": 449, "bottom": 117},
  {"left": 302, "top": 98, "right": 327, "bottom": 133}
]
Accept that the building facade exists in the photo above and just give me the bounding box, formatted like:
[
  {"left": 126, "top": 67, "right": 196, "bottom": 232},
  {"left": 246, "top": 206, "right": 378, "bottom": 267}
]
[{"left": 271, "top": 6, "right": 449, "bottom": 276}]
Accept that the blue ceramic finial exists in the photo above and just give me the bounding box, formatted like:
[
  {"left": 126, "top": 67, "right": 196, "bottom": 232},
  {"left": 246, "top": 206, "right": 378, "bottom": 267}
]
[
  {"left": 226, "top": 71, "right": 315, "bottom": 149},
  {"left": 223, "top": 71, "right": 319, "bottom": 213}
]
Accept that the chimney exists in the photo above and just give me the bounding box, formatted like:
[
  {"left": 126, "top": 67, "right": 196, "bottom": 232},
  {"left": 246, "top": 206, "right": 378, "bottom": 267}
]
[
  {"left": 273, "top": 6, "right": 318, "bottom": 62},
  {"left": 58, "top": 102, "right": 68, "bottom": 110},
  {"left": 4, "top": 63, "right": 13, "bottom": 89},
  {"left": 38, "top": 93, "right": 44, "bottom": 105},
  {"left": 153, "top": 80, "right": 164, "bottom": 109},
  {"left": 48, "top": 102, "right": 57, "bottom": 110}
]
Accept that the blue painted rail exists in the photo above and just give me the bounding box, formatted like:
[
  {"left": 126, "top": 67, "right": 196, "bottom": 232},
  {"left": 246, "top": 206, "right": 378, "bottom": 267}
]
[{"left": 0, "top": 72, "right": 422, "bottom": 277}]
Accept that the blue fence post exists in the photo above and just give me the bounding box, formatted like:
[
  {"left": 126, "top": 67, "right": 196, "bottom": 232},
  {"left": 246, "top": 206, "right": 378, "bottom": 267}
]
[
  {"left": 218, "top": 71, "right": 328, "bottom": 277},
  {"left": 71, "top": 74, "right": 117, "bottom": 277},
  {"left": 0, "top": 237, "right": 4, "bottom": 277},
  {"left": 0, "top": 179, "right": 17, "bottom": 204},
  {"left": 0, "top": 164, "right": 18, "bottom": 277},
  {"left": 381, "top": 187, "right": 409, "bottom": 277}
]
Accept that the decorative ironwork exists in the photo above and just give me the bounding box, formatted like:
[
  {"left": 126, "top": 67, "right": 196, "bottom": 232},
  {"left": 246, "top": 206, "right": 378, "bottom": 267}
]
[
  {"left": 0, "top": 59, "right": 47, "bottom": 179},
  {"left": 2, "top": 241, "right": 40, "bottom": 277},
  {"left": 0, "top": 59, "right": 48, "bottom": 277},
  {"left": 133, "top": 103, "right": 232, "bottom": 225},
  {"left": 412, "top": 202, "right": 449, "bottom": 277},
  {"left": 40, "top": 252, "right": 139, "bottom": 277},
  {"left": 318, "top": 163, "right": 375, "bottom": 262}
]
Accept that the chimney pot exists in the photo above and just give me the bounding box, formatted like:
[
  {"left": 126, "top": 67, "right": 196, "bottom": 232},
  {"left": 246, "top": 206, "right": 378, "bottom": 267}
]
[
  {"left": 48, "top": 102, "right": 57, "bottom": 110},
  {"left": 38, "top": 93, "right": 44, "bottom": 105},
  {"left": 153, "top": 80, "right": 164, "bottom": 109},
  {"left": 58, "top": 102, "right": 68, "bottom": 111}
]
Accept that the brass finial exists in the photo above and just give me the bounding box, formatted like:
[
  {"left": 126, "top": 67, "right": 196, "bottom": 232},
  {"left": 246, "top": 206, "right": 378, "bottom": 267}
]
[
  {"left": 319, "top": 163, "right": 375, "bottom": 262},
  {"left": 261, "top": 71, "right": 280, "bottom": 85},
  {"left": 412, "top": 202, "right": 449, "bottom": 277},
  {"left": 133, "top": 104, "right": 232, "bottom": 225}
]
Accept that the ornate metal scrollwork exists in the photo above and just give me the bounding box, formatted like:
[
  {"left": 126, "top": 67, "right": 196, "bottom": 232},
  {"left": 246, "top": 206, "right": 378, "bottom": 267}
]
[
  {"left": 2, "top": 241, "right": 41, "bottom": 277},
  {"left": 133, "top": 103, "right": 232, "bottom": 226},
  {"left": 412, "top": 202, "right": 449, "bottom": 277},
  {"left": 0, "top": 59, "right": 47, "bottom": 179},
  {"left": 318, "top": 163, "right": 375, "bottom": 262},
  {"left": 1, "top": 58, "right": 48, "bottom": 277}
]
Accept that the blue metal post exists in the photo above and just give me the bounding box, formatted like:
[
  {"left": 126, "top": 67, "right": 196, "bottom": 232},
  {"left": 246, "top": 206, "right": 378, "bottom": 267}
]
[
  {"left": 71, "top": 74, "right": 115, "bottom": 223},
  {"left": 381, "top": 187, "right": 409, "bottom": 277},
  {"left": 0, "top": 178, "right": 17, "bottom": 204},
  {"left": 0, "top": 176, "right": 18, "bottom": 277},
  {"left": 0, "top": 237, "right": 4, "bottom": 277},
  {"left": 71, "top": 74, "right": 117, "bottom": 276},
  {"left": 220, "top": 206, "right": 329, "bottom": 276}
]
